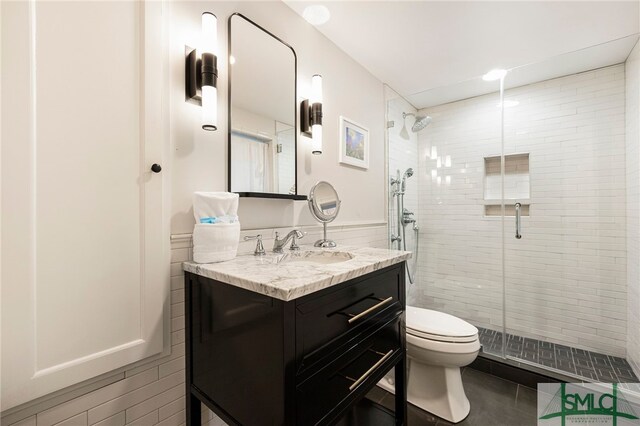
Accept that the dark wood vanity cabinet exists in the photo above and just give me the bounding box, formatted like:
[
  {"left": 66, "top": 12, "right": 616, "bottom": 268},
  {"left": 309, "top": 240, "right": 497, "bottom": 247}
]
[{"left": 185, "top": 262, "right": 407, "bottom": 426}]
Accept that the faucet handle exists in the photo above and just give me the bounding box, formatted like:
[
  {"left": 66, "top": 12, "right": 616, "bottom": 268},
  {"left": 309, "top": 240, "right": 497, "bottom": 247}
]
[
  {"left": 290, "top": 231, "right": 306, "bottom": 251},
  {"left": 244, "top": 234, "right": 266, "bottom": 256}
]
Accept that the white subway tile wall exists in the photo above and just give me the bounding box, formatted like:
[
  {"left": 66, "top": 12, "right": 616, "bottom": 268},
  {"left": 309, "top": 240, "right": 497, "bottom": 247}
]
[
  {"left": 626, "top": 41, "right": 640, "bottom": 378},
  {"left": 416, "top": 87, "right": 505, "bottom": 332},
  {"left": 415, "top": 64, "right": 628, "bottom": 356},
  {"left": 2, "top": 224, "right": 387, "bottom": 426}
]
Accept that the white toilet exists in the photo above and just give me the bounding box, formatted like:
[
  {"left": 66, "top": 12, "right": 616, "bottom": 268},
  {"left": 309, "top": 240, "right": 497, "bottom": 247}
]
[{"left": 379, "top": 306, "right": 480, "bottom": 423}]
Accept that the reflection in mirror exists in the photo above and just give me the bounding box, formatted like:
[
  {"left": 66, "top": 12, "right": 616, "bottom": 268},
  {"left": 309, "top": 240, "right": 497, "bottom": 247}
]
[
  {"left": 308, "top": 181, "right": 341, "bottom": 247},
  {"left": 229, "top": 14, "right": 299, "bottom": 198}
]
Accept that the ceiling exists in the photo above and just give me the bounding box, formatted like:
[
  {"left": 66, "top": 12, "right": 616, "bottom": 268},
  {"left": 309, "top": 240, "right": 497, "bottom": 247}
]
[
  {"left": 410, "top": 34, "right": 639, "bottom": 108},
  {"left": 285, "top": 1, "right": 639, "bottom": 108}
]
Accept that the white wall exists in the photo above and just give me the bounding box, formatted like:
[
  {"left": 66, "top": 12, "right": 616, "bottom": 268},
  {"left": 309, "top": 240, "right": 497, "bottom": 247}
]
[
  {"left": 626, "top": 41, "right": 640, "bottom": 377},
  {"left": 171, "top": 1, "right": 386, "bottom": 234},
  {"left": 1, "top": 1, "right": 389, "bottom": 424},
  {"left": 416, "top": 64, "right": 627, "bottom": 356}
]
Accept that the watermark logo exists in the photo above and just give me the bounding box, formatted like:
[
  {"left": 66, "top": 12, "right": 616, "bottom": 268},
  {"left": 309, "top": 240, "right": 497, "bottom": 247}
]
[{"left": 538, "top": 383, "right": 640, "bottom": 425}]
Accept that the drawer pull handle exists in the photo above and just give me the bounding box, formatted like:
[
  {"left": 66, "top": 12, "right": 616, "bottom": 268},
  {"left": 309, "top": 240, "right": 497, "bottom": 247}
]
[
  {"left": 347, "top": 349, "right": 394, "bottom": 391},
  {"left": 347, "top": 297, "right": 393, "bottom": 324}
]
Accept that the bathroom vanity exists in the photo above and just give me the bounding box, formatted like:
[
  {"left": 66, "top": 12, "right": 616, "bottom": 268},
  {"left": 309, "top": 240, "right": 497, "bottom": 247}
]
[{"left": 183, "top": 247, "right": 410, "bottom": 425}]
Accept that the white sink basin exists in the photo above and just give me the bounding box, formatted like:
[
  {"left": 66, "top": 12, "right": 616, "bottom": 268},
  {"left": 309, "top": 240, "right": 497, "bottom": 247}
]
[{"left": 276, "top": 251, "right": 354, "bottom": 265}]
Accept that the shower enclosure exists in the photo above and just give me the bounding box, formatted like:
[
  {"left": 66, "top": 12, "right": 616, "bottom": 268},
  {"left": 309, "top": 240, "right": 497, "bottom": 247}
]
[{"left": 386, "top": 35, "right": 640, "bottom": 383}]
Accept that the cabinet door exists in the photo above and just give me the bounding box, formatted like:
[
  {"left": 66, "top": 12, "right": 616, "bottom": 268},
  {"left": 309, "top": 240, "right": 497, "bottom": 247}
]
[{"left": 1, "top": 1, "right": 168, "bottom": 410}]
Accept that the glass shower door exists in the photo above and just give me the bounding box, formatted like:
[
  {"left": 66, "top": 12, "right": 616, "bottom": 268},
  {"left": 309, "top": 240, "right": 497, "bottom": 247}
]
[{"left": 502, "top": 38, "right": 638, "bottom": 383}]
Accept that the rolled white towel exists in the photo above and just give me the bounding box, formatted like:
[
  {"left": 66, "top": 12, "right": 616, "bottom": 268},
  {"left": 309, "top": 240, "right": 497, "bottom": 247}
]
[{"left": 193, "top": 192, "right": 239, "bottom": 223}]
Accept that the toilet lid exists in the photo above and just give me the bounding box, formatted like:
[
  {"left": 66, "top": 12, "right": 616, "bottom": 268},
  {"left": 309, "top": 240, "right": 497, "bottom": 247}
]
[{"left": 406, "top": 306, "right": 478, "bottom": 343}]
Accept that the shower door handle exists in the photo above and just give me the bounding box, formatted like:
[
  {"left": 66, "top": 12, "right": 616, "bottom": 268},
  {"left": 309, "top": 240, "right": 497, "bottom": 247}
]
[{"left": 515, "top": 203, "right": 522, "bottom": 239}]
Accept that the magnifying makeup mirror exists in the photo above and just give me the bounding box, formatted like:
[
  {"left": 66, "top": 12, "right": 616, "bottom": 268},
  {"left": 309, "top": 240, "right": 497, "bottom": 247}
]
[{"left": 308, "top": 181, "right": 341, "bottom": 248}]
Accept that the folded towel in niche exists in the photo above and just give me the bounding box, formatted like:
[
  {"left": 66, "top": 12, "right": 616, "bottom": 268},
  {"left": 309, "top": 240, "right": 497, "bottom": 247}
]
[{"left": 193, "top": 192, "right": 239, "bottom": 223}]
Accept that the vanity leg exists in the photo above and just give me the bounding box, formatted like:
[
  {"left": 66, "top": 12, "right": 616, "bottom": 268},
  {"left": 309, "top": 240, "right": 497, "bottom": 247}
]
[
  {"left": 187, "top": 391, "right": 201, "bottom": 426},
  {"left": 395, "top": 354, "right": 407, "bottom": 425},
  {"left": 185, "top": 275, "right": 201, "bottom": 426}
]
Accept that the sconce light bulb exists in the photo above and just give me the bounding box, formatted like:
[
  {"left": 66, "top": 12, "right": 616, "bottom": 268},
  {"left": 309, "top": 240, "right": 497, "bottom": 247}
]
[
  {"left": 202, "top": 85, "right": 217, "bottom": 131},
  {"left": 311, "top": 124, "right": 322, "bottom": 155},
  {"left": 202, "top": 13, "right": 217, "bottom": 55},
  {"left": 310, "top": 74, "right": 323, "bottom": 104}
]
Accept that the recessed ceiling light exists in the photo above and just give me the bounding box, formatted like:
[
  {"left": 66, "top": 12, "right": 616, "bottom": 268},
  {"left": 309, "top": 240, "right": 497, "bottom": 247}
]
[
  {"left": 482, "top": 69, "right": 508, "bottom": 81},
  {"left": 303, "top": 5, "right": 330, "bottom": 26},
  {"left": 497, "top": 100, "right": 519, "bottom": 108}
]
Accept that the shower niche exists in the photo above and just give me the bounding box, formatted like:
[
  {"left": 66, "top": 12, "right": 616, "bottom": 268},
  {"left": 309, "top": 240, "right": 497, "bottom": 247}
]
[{"left": 484, "top": 153, "right": 530, "bottom": 216}]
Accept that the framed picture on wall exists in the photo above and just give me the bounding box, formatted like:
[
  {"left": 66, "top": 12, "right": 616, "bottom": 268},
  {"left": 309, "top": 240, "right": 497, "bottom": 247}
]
[{"left": 339, "top": 116, "right": 369, "bottom": 169}]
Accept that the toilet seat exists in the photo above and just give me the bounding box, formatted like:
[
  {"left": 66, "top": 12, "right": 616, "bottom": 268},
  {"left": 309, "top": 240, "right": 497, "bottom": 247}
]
[
  {"left": 407, "top": 328, "right": 478, "bottom": 343},
  {"left": 407, "top": 331, "right": 481, "bottom": 355},
  {"left": 406, "top": 306, "right": 478, "bottom": 343}
]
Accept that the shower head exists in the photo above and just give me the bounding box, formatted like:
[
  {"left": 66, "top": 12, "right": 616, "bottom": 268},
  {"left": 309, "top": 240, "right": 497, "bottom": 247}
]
[
  {"left": 403, "top": 168, "right": 414, "bottom": 179},
  {"left": 412, "top": 115, "right": 432, "bottom": 132},
  {"left": 402, "top": 112, "right": 432, "bottom": 133},
  {"left": 400, "top": 167, "right": 414, "bottom": 192}
]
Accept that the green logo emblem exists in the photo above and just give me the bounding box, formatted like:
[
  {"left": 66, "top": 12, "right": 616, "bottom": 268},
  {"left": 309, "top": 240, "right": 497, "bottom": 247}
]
[{"left": 539, "top": 383, "right": 639, "bottom": 426}]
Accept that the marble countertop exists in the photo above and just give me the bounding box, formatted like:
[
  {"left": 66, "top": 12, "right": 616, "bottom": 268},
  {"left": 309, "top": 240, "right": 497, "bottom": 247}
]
[{"left": 183, "top": 246, "right": 411, "bottom": 301}]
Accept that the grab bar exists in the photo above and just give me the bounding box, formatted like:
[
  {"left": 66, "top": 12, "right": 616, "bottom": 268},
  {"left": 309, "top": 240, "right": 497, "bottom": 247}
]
[{"left": 515, "top": 203, "right": 522, "bottom": 239}]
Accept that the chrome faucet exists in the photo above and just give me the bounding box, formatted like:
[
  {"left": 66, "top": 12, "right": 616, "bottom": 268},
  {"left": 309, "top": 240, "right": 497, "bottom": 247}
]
[{"left": 273, "top": 230, "right": 304, "bottom": 253}]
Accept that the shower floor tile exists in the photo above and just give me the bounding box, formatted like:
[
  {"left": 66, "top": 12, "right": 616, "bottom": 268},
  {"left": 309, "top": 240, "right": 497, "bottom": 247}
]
[{"left": 477, "top": 327, "right": 639, "bottom": 383}]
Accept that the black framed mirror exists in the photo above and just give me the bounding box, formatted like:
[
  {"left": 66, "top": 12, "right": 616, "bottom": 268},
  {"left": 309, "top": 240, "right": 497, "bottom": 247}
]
[{"left": 228, "top": 14, "right": 305, "bottom": 200}]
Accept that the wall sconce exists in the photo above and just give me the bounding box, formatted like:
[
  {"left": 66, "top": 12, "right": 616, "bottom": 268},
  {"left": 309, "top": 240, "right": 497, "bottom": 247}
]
[
  {"left": 185, "top": 12, "right": 218, "bottom": 131},
  {"left": 301, "top": 74, "right": 323, "bottom": 155}
]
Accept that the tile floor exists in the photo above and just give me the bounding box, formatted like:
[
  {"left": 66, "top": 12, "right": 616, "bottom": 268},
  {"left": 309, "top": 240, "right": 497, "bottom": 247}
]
[
  {"left": 367, "top": 367, "right": 538, "bottom": 426},
  {"left": 477, "top": 327, "right": 639, "bottom": 383}
]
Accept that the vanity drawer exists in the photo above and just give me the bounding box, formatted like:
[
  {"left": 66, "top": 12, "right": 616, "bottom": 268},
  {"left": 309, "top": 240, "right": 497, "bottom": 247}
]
[
  {"left": 295, "top": 264, "right": 402, "bottom": 371},
  {"left": 296, "top": 316, "right": 402, "bottom": 426}
]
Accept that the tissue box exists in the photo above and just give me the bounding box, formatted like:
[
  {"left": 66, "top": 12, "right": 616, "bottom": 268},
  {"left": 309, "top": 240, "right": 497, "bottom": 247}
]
[{"left": 192, "top": 222, "right": 240, "bottom": 263}]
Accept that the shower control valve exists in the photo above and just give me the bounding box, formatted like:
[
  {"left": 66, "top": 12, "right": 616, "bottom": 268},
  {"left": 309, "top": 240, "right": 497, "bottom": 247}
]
[{"left": 402, "top": 208, "right": 416, "bottom": 224}]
